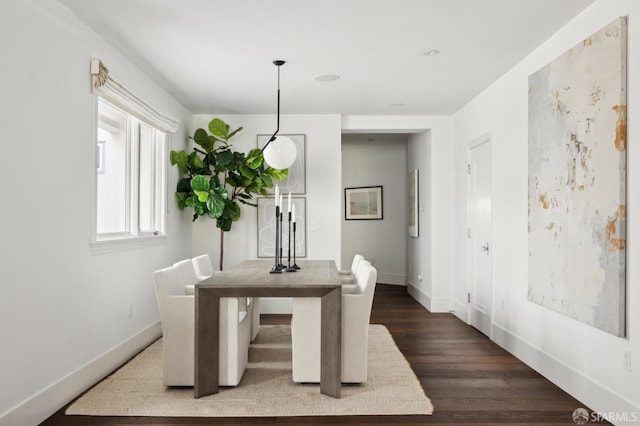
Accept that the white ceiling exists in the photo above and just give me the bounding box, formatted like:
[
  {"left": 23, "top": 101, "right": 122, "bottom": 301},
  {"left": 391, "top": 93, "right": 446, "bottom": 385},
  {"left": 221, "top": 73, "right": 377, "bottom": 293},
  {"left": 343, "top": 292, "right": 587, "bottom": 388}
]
[{"left": 58, "top": 0, "right": 596, "bottom": 115}]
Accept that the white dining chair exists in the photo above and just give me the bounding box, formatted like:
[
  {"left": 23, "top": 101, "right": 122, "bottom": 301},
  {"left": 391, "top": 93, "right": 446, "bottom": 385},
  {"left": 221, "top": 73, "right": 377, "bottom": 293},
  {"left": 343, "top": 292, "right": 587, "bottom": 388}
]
[
  {"left": 175, "top": 259, "right": 201, "bottom": 295},
  {"left": 153, "top": 264, "right": 251, "bottom": 387},
  {"left": 290, "top": 261, "right": 377, "bottom": 383},
  {"left": 187, "top": 255, "right": 260, "bottom": 342},
  {"left": 192, "top": 254, "right": 214, "bottom": 280},
  {"left": 339, "top": 254, "right": 364, "bottom": 284}
]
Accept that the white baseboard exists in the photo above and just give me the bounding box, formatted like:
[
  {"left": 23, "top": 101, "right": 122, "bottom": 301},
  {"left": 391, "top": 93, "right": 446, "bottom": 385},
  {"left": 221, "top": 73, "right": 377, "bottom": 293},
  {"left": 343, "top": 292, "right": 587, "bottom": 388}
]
[
  {"left": 406, "top": 282, "right": 451, "bottom": 313},
  {"left": 492, "top": 323, "right": 640, "bottom": 421},
  {"left": 450, "top": 297, "right": 469, "bottom": 323},
  {"left": 0, "top": 321, "right": 162, "bottom": 426},
  {"left": 377, "top": 272, "right": 407, "bottom": 286}
]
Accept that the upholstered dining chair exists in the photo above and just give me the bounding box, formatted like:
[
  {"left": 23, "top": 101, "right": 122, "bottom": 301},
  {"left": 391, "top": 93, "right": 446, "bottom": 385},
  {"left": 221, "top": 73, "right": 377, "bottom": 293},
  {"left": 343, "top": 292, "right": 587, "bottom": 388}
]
[
  {"left": 175, "top": 259, "right": 201, "bottom": 295},
  {"left": 188, "top": 254, "right": 261, "bottom": 342},
  {"left": 339, "top": 254, "right": 364, "bottom": 284},
  {"left": 192, "top": 253, "right": 214, "bottom": 280},
  {"left": 341, "top": 256, "right": 370, "bottom": 294},
  {"left": 290, "top": 261, "right": 377, "bottom": 383},
  {"left": 153, "top": 264, "right": 251, "bottom": 387}
]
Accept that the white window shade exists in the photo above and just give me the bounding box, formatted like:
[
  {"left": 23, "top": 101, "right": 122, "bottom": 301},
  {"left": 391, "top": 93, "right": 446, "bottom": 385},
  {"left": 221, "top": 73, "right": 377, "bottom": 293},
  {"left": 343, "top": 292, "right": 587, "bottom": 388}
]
[{"left": 90, "top": 59, "right": 179, "bottom": 133}]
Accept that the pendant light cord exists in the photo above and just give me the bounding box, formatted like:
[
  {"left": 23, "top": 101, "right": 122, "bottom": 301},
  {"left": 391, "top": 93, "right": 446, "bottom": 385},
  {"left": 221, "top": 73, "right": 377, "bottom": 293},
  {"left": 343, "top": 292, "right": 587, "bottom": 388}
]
[{"left": 260, "top": 60, "right": 285, "bottom": 154}]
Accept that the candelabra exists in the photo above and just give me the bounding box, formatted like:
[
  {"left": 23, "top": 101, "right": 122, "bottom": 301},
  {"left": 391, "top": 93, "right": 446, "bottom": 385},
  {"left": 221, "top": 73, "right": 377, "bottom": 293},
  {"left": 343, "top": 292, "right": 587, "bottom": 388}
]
[
  {"left": 285, "top": 211, "right": 297, "bottom": 272},
  {"left": 291, "top": 219, "right": 301, "bottom": 270},
  {"left": 270, "top": 204, "right": 284, "bottom": 273},
  {"left": 278, "top": 210, "right": 286, "bottom": 269}
]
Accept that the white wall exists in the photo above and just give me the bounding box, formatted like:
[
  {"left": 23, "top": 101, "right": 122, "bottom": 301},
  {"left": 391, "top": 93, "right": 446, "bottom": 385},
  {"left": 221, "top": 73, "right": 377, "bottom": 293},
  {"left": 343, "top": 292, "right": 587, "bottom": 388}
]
[
  {"left": 407, "top": 132, "right": 432, "bottom": 299},
  {"left": 190, "top": 114, "right": 342, "bottom": 312},
  {"left": 341, "top": 134, "right": 408, "bottom": 285},
  {"left": 452, "top": 0, "right": 640, "bottom": 419},
  {"left": 0, "top": 2, "right": 193, "bottom": 425},
  {"left": 342, "top": 116, "right": 454, "bottom": 312}
]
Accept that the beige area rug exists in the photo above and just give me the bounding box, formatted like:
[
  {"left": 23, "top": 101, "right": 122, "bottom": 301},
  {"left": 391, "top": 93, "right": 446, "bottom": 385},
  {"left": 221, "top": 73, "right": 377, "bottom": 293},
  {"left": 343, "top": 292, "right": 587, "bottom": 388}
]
[{"left": 67, "top": 324, "right": 433, "bottom": 417}]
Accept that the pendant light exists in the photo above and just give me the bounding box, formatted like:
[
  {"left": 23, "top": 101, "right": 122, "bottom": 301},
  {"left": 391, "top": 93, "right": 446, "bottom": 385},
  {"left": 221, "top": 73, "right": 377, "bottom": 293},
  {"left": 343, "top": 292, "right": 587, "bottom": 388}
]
[{"left": 261, "top": 60, "right": 297, "bottom": 169}]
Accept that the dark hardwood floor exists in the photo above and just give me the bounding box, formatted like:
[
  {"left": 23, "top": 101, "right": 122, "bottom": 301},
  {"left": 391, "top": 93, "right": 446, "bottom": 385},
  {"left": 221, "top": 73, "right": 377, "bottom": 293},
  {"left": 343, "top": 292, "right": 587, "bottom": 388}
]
[{"left": 41, "top": 284, "right": 607, "bottom": 425}]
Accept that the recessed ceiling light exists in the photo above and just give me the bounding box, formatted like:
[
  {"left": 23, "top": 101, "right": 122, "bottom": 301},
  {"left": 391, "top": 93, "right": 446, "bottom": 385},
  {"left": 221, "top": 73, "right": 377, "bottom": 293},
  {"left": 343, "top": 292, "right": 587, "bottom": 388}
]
[
  {"left": 422, "top": 49, "right": 440, "bottom": 57},
  {"left": 390, "top": 103, "right": 404, "bottom": 107},
  {"left": 315, "top": 74, "right": 340, "bottom": 82}
]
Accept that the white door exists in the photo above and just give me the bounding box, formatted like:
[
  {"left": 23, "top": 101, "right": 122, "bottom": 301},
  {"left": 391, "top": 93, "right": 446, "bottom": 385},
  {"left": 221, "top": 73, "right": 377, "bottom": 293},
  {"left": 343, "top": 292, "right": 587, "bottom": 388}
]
[{"left": 469, "top": 138, "right": 492, "bottom": 337}]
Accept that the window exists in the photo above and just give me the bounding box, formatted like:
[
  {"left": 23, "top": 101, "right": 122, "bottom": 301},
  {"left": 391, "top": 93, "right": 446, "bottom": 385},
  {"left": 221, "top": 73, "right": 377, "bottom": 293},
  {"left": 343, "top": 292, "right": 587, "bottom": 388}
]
[{"left": 95, "top": 97, "right": 166, "bottom": 242}]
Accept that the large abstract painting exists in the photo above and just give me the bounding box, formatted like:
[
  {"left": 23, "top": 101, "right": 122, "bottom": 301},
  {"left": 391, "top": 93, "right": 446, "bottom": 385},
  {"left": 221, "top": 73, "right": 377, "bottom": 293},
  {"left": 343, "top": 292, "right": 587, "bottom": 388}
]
[{"left": 528, "top": 17, "right": 627, "bottom": 337}]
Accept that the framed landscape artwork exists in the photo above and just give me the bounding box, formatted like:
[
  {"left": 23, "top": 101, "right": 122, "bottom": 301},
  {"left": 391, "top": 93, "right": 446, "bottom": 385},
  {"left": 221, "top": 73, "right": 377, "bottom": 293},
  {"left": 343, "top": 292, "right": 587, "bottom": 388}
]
[
  {"left": 345, "top": 186, "right": 383, "bottom": 220},
  {"left": 528, "top": 17, "right": 627, "bottom": 337}
]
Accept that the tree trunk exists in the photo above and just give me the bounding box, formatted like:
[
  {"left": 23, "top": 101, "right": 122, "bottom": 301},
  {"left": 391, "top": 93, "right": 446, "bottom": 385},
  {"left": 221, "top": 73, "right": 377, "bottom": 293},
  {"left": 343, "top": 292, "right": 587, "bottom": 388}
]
[{"left": 219, "top": 228, "right": 224, "bottom": 271}]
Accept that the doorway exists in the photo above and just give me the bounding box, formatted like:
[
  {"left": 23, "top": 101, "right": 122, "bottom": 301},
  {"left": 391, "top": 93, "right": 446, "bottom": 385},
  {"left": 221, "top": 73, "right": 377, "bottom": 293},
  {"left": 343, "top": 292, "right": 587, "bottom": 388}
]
[{"left": 468, "top": 135, "right": 493, "bottom": 337}]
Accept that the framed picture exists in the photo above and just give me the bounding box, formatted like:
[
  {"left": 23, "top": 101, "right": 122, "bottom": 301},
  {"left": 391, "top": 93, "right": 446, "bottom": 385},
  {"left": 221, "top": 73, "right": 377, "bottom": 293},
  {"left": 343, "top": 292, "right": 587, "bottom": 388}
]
[
  {"left": 344, "top": 186, "right": 383, "bottom": 220},
  {"left": 257, "top": 134, "right": 306, "bottom": 194},
  {"left": 408, "top": 169, "right": 419, "bottom": 237},
  {"left": 257, "top": 197, "right": 306, "bottom": 258}
]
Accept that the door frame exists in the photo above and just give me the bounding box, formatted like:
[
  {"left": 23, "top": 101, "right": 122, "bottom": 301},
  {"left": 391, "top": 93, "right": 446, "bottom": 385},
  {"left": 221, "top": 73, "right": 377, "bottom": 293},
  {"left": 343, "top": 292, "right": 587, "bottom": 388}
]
[{"left": 466, "top": 133, "right": 493, "bottom": 335}]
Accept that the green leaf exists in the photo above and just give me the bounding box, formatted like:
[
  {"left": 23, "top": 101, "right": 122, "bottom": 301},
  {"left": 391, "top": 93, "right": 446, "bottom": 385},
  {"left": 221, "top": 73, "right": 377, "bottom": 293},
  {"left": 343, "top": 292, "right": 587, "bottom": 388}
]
[
  {"left": 227, "top": 126, "right": 244, "bottom": 140},
  {"left": 170, "top": 150, "right": 189, "bottom": 174},
  {"left": 208, "top": 118, "right": 229, "bottom": 140},
  {"left": 246, "top": 149, "right": 264, "bottom": 169},
  {"left": 187, "top": 151, "right": 207, "bottom": 174},
  {"left": 204, "top": 151, "right": 215, "bottom": 167},
  {"left": 230, "top": 201, "right": 241, "bottom": 221},
  {"left": 217, "top": 149, "right": 234, "bottom": 166},
  {"left": 267, "top": 168, "right": 288, "bottom": 180},
  {"left": 191, "top": 175, "right": 210, "bottom": 202},
  {"left": 177, "top": 196, "right": 186, "bottom": 210},
  {"left": 226, "top": 173, "right": 241, "bottom": 187},
  {"left": 176, "top": 177, "right": 192, "bottom": 194},
  {"left": 193, "top": 154, "right": 204, "bottom": 169},
  {"left": 217, "top": 217, "right": 232, "bottom": 232},
  {"left": 233, "top": 151, "right": 245, "bottom": 167},
  {"left": 206, "top": 188, "right": 227, "bottom": 218},
  {"left": 209, "top": 174, "right": 221, "bottom": 188},
  {"left": 239, "top": 165, "right": 255, "bottom": 179},
  {"left": 261, "top": 174, "right": 273, "bottom": 188},
  {"left": 213, "top": 186, "right": 228, "bottom": 199},
  {"left": 193, "top": 128, "right": 213, "bottom": 151}
]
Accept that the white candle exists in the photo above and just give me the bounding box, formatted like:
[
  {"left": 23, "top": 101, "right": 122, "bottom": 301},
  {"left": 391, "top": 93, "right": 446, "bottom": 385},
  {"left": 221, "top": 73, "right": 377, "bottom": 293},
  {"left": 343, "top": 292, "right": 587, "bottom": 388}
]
[
  {"left": 292, "top": 204, "right": 296, "bottom": 223},
  {"left": 275, "top": 185, "right": 279, "bottom": 207},
  {"left": 279, "top": 194, "right": 283, "bottom": 211},
  {"left": 287, "top": 192, "right": 292, "bottom": 213}
]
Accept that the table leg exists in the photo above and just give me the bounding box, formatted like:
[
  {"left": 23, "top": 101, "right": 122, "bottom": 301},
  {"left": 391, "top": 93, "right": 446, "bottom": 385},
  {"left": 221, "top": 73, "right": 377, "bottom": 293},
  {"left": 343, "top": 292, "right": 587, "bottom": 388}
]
[
  {"left": 195, "top": 289, "right": 219, "bottom": 398},
  {"left": 320, "top": 287, "right": 341, "bottom": 398}
]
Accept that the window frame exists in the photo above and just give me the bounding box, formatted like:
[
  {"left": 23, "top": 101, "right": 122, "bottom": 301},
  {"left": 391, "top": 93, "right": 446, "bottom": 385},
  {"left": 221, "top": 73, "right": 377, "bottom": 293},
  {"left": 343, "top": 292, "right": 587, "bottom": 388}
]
[{"left": 91, "top": 96, "right": 169, "bottom": 254}]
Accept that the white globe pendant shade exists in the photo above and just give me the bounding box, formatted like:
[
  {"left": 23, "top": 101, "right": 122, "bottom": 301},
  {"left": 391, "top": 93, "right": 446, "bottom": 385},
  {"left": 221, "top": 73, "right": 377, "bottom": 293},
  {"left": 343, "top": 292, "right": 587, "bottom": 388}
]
[{"left": 263, "top": 135, "right": 297, "bottom": 169}]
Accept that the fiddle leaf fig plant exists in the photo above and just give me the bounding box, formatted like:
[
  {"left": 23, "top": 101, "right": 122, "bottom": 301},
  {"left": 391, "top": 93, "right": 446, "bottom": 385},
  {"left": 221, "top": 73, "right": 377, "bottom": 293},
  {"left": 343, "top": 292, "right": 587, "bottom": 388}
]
[{"left": 170, "top": 117, "right": 288, "bottom": 270}]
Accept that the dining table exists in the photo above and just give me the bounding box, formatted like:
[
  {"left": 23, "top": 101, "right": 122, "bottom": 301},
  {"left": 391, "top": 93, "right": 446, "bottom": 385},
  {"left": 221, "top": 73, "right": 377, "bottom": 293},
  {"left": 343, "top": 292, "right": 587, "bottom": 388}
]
[{"left": 194, "top": 259, "right": 342, "bottom": 398}]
